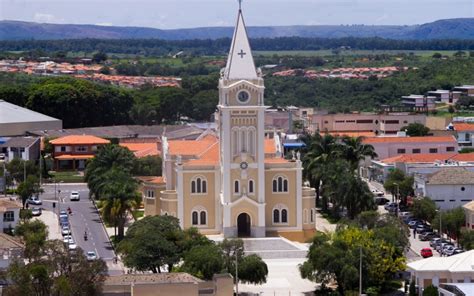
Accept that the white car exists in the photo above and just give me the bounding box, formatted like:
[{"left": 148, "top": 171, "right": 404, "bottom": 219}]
[
  {"left": 371, "top": 189, "right": 384, "bottom": 197},
  {"left": 68, "top": 243, "right": 78, "bottom": 251},
  {"left": 63, "top": 235, "right": 74, "bottom": 245},
  {"left": 70, "top": 191, "right": 80, "bottom": 201},
  {"left": 61, "top": 226, "right": 71, "bottom": 236},
  {"left": 86, "top": 251, "right": 98, "bottom": 261},
  {"left": 28, "top": 196, "right": 42, "bottom": 205},
  {"left": 31, "top": 207, "right": 42, "bottom": 216}
]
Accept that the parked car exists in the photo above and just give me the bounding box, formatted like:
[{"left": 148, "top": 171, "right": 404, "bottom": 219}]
[
  {"left": 70, "top": 191, "right": 80, "bottom": 201},
  {"left": 59, "top": 210, "right": 68, "bottom": 219},
  {"left": 443, "top": 245, "right": 456, "bottom": 256},
  {"left": 31, "top": 207, "right": 42, "bottom": 216},
  {"left": 375, "top": 197, "right": 390, "bottom": 205},
  {"left": 27, "top": 196, "right": 42, "bottom": 205},
  {"left": 68, "top": 243, "right": 77, "bottom": 251},
  {"left": 371, "top": 189, "right": 384, "bottom": 197},
  {"left": 437, "top": 242, "right": 453, "bottom": 253},
  {"left": 453, "top": 248, "right": 464, "bottom": 255},
  {"left": 61, "top": 226, "right": 71, "bottom": 236},
  {"left": 416, "top": 225, "right": 433, "bottom": 234},
  {"left": 430, "top": 238, "right": 442, "bottom": 248},
  {"left": 421, "top": 248, "right": 433, "bottom": 258},
  {"left": 399, "top": 212, "right": 412, "bottom": 218},
  {"left": 408, "top": 220, "right": 423, "bottom": 229},
  {"left": 86, "top": 251, "right": 97, "bottom": 261},
  {"left": 384, "top": 202, "right": 398, "bottom": 211},
  {"left": 63, "top": 235, "right": 74, "bottom": 245},
  {"left": 419, "top": 232, "right": 438, "bottom": 241}
]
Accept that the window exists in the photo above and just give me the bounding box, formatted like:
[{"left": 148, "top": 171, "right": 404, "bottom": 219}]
[
  {"left": 447, "top": 147, "right": 455, "bottom": 152},
  {"left": 310, "top": 209, "right": 314, "bottom": 223},
  {"left": 191, "top": 176, "right": 207, "bottom": 194},
  {"left": 397, "top": 149, "right": 406, "bottom": 154},
  {"left": 146, "top": 190, "right": 155, "bottom": 199},
  {"left": 412, "top": 149, "right": 421, "bottom": 154},
  {"left": 60, "top": 146, "right": 66, "bottom": 152},
  {"left": 303, "top": 209, "right": 308, "bottom": 224},
  {"left": 3, "top": 211, "right": 14, "bottom": 222},
  {"left": 466, "top": 134, "right": 471, "bottom": 142},
  {"left": 248, "top": 180, "right": 254, "bottom": 194},
  {"left": 385, "top": 120, "right": 399, "bottom": 124},
  {"left": 356, "top": 119, "right": 373, "bottom": 124},
  {"left": 273, "top": 209, "right": 279, "bottom": 223},
  {"left": 461, "top": 187, "right": 466, "bottom": 191},
  {"left": 75, "top": 146, "right": 87, "bottom": 152},
  {"left": 234, "top": 180, "right": 240, "bottom": 194},
  {"left": 273, "top": 176, "right": 289, "bottom": 193},
  {"left": 429, "top": 148, "right": 438, "bottom": 153},
  {"left": 272, "top": 204, "right": 289, "bottom": 224},
  {"left": 191, "top": 207, "right": 207, "bottom": 226}
]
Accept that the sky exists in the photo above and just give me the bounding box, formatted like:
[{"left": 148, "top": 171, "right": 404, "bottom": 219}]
[{"left": 1, "top": 0, "right": 473, "bottom": 29}]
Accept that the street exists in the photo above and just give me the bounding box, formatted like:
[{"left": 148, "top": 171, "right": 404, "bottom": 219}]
[{"left": 39, "top": 183, "right": 123, "bottom": 275}]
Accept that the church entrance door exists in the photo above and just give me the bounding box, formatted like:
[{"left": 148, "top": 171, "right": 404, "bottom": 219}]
[{"left": 237, "top": 213, "right": 251, "bottom": 237}]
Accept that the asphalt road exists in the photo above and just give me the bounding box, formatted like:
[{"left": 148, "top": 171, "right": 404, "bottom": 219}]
[{"left": 40, "top": 183, "right": 121, "bottom": 275}]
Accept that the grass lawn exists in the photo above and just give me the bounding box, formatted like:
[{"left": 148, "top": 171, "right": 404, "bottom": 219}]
[
  {"left": 254, "top": 49, "right": 458, "bottom": 57},
  {"left": 132, "top": 210, "right": 144, "bottom": 221},
  {"left": 48, "top": 171, "right": 85, "bottom": 183}
]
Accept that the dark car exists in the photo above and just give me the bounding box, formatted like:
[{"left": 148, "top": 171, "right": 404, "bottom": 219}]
[
  {"left": 375, "top": 197, "right": 390, "bottom": 205},
  {"left": 416, "top": 225, "right": 432, "bottom": 234},
  {"left": 419, "top": 232, "right": 437, "bottom": 241}
]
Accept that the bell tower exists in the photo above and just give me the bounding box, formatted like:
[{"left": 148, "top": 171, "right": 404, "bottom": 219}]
[{"left": 218, "top": 3, "right": 267, "bottom": 237}]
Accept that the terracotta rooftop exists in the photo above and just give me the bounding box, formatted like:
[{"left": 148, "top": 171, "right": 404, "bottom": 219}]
[
  {"left": 0, "top": 199, "right": 21, "bottom": 211},
  {"left": 104, "top": 272, "right": 203, "bottom": 285},
  {"left": 326, "top": 131, "right": 375, "bottom": 138},
  {"left": 381, "top": 153, "right": 474, "bottom": 164},
  {"left": 0, "top": 233, "right": 24, "bottom": 249},
  {"left": 50, "top": 135, "right": 110, "bottom": 145},
  {"left": 120, "top": 142, "right": 160, "bottom": 158},
  {"left": 453, "top": 123, "right": 474, "bottom": 132},
  {"left": 168, "top": 135, "right": 218, "bottom": 156},
  {"left": 426, "top": 167, "right": 474, "bottom": 185},
  {"left": 137, "top": 176, "right": 165, "bottom": 184},
  {"left": 264, "top": 138, "right": 276, "bottom": 154},
  {"left": 363, "top": 136, "right": 456, "bottom": 144}
]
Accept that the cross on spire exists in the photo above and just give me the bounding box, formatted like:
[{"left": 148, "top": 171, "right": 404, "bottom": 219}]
[{"left": 238, "top": 49, "right": 246, "bottom": 58}]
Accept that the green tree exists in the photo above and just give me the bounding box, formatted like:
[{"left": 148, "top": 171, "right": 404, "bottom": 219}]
[
  {"left": 384, "top": 169, "right": 414, "bottom": 205},
  {"left": 186, "top": 89, "right": 218, "bottom": 121},
  {"left": 15, "top": 220, "right": 48, "bottom": 261},
  {"left": 341, "top": 136, "right": 377, "bottom": 171},
  {"left": 118, "top": 215, "right": 183, "bottom": 273},
  {"left": 238, "top": 254, "right": 268, "bottom": 285},
  {"left": 17, "top": 175, "right": 43, "bottom": 209},
  {"left": 180, "top": 244, "right": 224, "bottom": 280},
  {"left": 92, "top": 51, "right": 108, "bottom": 63},
  {"left": 401, "top": 123, "right": 430, "bottom": 137},
  {"left": 132, "top": 155, "right": 162, "bottom": 176},
  {"left": 409, "top": 280, "right": 416, "bottom": 296},
  {"left": 5, "top": 158, "right": 38, "bottom": 183},
  {"left": 423, "top": 285, "right": 438, "bottom": 296},
  {"left": 432, "top": 207, "right": 465, "bottom": 243},
  {"left": 459, "top": 228, "right": 474, "bottom": 250},
  {"left": 412, "top": 197, "right": 437, "bottom": 222},
  {"left": 459, "top": 147, "right": 474, "bottom": 154},
  {"left": 432, "top": 52, "right": 442, "bottom": 59}
]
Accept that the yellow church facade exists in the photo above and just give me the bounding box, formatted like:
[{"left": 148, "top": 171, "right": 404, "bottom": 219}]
[{"left": 141, "top": 7, "right": 316, "bottom": 238}]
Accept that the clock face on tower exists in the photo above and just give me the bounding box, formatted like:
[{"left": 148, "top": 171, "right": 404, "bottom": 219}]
[
  {"left": 237, "top": 90, "right": 250, "bottom": 104},
  {"left": 240, "top": 162, "right": 248, "bottom": 170}
]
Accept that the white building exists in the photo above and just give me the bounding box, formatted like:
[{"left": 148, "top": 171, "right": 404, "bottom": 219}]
[
  {"left": 0, "top": 233, "right": 24, "bottom": 270},
  {"left": 401, "top": 94, "right": 436, "bottom": 111},
  {"left": 452, "top": 123, "right": 474, "bottom": 148},
  {"left": 0, "top": 137, "right": 41, "bottom": 162},
  {"left": 414, "top": 167, "right": 474, "bottom": 210},
  {"left": 0, "top": 199, "right": 21, "bottom": 233},
  {"left": 407, "top": 250, "right": 474, "bottom": 295}
]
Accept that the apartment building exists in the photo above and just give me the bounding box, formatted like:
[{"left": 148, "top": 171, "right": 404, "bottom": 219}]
[
  {"left": 453, "top": 123, "right": 474, "bottom": 147},
  {"left": 311, "top": 112, "right": 426, "bottom": 135},
  {"left": 453, "top": 85, "right": 474, "bottom": 97},
  {"left": 401, "top": 95, "right": 436, "bottom": 111},
  {"left": 426, "top": 90, "right": 462, "bottom": 104}
]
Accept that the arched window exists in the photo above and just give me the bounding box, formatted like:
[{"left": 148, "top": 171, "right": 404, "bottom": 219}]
[
  {"left": 248, "top": 128, "right": 255, "bottom": 156},
  {"left": 303, "top": 209, "right": 308, "bottom": 224},
  {"left": 232, "top": 128, "right": 239, "bottom": 156},
  {"left": 273, "top": 204, "right": 289, "bottom": 224},
  {"left": 234, "top": 180, "right": 240, "bottom": 194},
  {"left": 191, "top": 206, "right": 207, "bottom": 227},
  {"left": 191, "top": 176, "right": 207, "bottom": 194},
  {"left": 192, "top": 211, "right": 199, "bottom": 225},
  {"left": 310, "top": 208, "right": 314, "bottom": 223},
  {"left": 248, "top": 180, "right": 254, "bottom": 194},
  {"left": 273, "top": 209, "right": 280, "bottom": 223},
  {"left": 281, "top": 209, "right": 288, "bottom": 223},
  {"left": 240, "top": 129, "right": 247, "bottom": 152},
  {"left": 273, "top": 175, "right": 289, "bottom": 193}
]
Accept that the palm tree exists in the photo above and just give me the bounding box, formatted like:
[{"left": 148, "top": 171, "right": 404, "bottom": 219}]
[
  {"left": 98, "top": 168, "right": 139, "bottom": 239},
  {"left": 341, "top": 136, "right": 377, "bottom": 172},
  {"left": 302, "top": 133, "right": 342, "bottom": 210},
  {"left": 85, "top": 144, "right": 135, "bottom": 199}
]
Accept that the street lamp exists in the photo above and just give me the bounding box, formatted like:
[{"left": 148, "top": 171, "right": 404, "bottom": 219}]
[{"left": 437, "top": 208, "right": 443, "bottom": 239}]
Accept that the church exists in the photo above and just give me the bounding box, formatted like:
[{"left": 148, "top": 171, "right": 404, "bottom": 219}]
[{"left": 141, "top": 5, "right": 316, "bottom": 239}]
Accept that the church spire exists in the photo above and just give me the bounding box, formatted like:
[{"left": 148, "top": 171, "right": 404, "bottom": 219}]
[{"left": 224, "top": 2, "right": 257, "bottom": 80}]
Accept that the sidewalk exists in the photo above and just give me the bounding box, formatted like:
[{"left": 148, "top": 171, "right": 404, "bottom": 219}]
[
  {"left": 34, "top": 208, "right": 62, "bottom": 241},
  {"left": 315, "top": 210, "right": 337, "bottom": 233}
]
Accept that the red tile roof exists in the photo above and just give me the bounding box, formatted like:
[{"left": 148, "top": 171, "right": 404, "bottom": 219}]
[
  {"left": 55, "top": 154, "right": 95, "bottom": 160},
  {"left": 120, "top": 142, "right": 160, "bottom": 158},
  {"left": 50, "top": 135, "right": 110, "bottom": 145},
  {"left": 363, "top": 136, "right": 456, "bottom": 144},
  {"left": 453, "top": 123, "right": 474, "bottom": 132},
  {"left": 381, "top": 153, "right": 474, "bottom": 164}
]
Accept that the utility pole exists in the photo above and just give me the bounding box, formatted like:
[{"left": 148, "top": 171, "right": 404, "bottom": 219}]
[
  {"left": 23, "top": 160, "right": 26, "bottom": 182},
  {"left": 359, "top": 246, "right": 362, "bottom": 296}
]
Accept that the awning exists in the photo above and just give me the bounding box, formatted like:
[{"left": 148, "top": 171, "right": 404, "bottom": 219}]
[
  {"left": 55, "top": 154, "right": 95, "bottom": 160},
  {"left": 283, "top": 143, "right": 306, "bottom": 148}
]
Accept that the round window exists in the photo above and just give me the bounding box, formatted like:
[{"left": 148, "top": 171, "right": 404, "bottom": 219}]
[
  {"left": 461, "top": 187, "right": 465, "bottom": 191},
  {"left": 237, "top": 91, "right": 250, "bottom": 103}
]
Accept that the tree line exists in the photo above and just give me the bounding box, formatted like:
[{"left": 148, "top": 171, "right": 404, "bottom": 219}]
[{"left": 1, "top": 37, "right": 474, "bottom": 56}]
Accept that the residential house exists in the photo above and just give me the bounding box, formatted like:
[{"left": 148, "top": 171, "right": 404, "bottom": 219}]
[
  {"left": 119, "top": 138, "right": 160, "bottom": 158},
  {"left": 0, "top": 199, "right": 21, "bottom": 233},
  {"left": 362, "top": 135, "right": 458, "bottom": 160},
  {"left": 0, "top": 137, "right": 40, "bottom": 162},
  {"left": 0, "top": 233, "right": 24, "bottom": 270},
  {"left": 407, "top": 250, "right": 474, "bottom": 295},
  {"left": 453, "top": 85, "right": 474, "bottom": 97},
  {"left": 50, "top": 135, "right": 110, "bottom": 170},
  {"left": 438, "top": 283, "right": 474, "bottom": 296},
  {"left": 414, "top": 167, "right": 474, "bottom": 210},
  {"left": 102, "top": 273, "right": 233, "bottom": 296},
  {"left": 452, "top": 123, "right": 474, "bottom": 148},
  {"left": 426, "top": 90, "right": 461, "bottom": 104},
  {"left": 401, "top": 94, "right": 436, "bottom": 111},
  {"left": 462, "top": 201, "right": 474, "bottom": 230}
]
